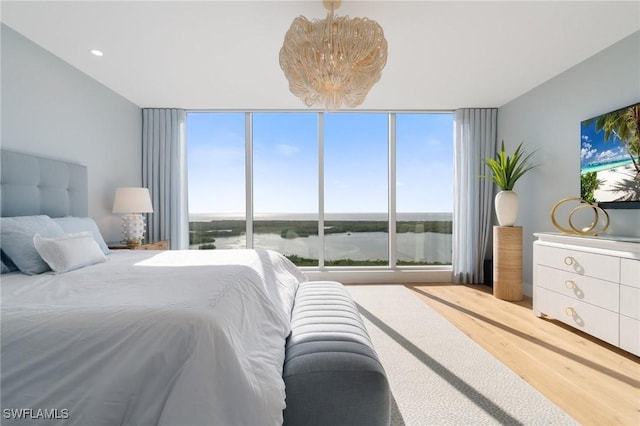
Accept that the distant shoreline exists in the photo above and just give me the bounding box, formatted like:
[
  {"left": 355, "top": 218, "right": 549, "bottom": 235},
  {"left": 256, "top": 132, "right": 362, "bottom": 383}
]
[
  {"left": 189, "top": 212, "right": 453, "bottom": 222},
  {"left": 189, "top": 219, "right": 453, "bottom": 239}
]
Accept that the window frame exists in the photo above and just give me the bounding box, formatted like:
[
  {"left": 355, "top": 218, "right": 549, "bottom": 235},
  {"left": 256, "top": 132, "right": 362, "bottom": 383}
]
[{"left": 187, "top": 110, "right": 454, "bottom": 282}]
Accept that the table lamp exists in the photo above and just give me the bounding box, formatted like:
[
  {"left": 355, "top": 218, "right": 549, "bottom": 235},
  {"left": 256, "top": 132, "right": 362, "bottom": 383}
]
[{"left": 112, "top": 187, "right": 154, "bottom": 247}]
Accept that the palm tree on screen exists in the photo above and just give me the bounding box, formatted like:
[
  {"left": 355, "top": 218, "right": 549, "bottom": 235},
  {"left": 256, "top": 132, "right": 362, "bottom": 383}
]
[{"left": 590, "top": 104, "right": 640, "bottom": 177}]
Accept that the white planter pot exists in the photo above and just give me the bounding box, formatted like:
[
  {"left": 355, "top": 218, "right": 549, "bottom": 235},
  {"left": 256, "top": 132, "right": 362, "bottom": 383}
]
[{"left": 495, "top": 190, "right": 519, "bottom": 226}]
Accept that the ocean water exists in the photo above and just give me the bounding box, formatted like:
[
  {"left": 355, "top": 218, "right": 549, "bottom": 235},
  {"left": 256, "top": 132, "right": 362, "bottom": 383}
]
[
  {"left": 189, "top": 212, "right": 453, "bottom": 263},
  {"left": 190, "top": 232, "right": 452, "bottom": 264},
  {"left": 581, "top": 158, "right": 633, "bottom": 174}
]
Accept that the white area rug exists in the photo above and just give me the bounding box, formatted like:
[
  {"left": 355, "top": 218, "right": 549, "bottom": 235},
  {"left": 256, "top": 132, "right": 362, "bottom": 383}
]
[{"left": 347, "top": 285, "right": 577, "bottom": 426}]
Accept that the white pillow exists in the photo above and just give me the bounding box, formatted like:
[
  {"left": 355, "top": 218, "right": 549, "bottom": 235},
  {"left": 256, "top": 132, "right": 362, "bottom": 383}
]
[
  {"left": 53, "top": 217, "right": 110, "bottom": 254},
  {"left": 33, "top": 232, "right": 106, "bottom": 273}
]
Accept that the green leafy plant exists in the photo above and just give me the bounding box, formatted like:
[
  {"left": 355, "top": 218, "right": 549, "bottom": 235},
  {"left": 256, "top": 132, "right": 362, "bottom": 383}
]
[
  {"left": 483, "top": 141, "right": 539, "bottom": 190},
  {"left": 580, "top": 171, "right": 599, "bottom": 203}
]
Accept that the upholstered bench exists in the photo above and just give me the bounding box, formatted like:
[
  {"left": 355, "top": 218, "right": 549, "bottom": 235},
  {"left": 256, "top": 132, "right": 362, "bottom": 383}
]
[{"left": 282, "top": 281, "right": 390, "bottom": 426}]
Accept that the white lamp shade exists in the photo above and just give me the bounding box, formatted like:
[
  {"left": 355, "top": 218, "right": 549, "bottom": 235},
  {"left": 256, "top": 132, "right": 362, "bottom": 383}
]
[{"left": 112, "top": 187, "right": 154, "bottom": 213}]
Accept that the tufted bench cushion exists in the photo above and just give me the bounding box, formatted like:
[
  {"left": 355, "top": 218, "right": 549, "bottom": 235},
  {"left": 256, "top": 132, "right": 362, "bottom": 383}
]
[{"left": 282, "top": 281, "right": 390, "bottom": 426}]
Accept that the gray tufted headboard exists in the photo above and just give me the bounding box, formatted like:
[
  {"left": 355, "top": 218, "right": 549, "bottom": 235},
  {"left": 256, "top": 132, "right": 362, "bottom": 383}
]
[{"left": 0, "top": 150, "right": 88, "bottom": 218}]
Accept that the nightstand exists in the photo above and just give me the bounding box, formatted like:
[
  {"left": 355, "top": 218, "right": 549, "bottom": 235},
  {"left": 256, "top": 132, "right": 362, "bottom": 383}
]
[{"left": 108, "top": 240, "right": 169, "bottom": 250}]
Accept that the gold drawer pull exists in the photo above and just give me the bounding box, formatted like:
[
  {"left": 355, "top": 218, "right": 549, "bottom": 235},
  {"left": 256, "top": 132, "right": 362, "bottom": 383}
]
[
  {"left": 565, "top": 307, "right": 575, "bottom": 317},
  {"left": 565, "top": 280, "right": 576, "bottom": 289},
  {"left": 564, "top": 256, "right": 575, "bottom": 265}
]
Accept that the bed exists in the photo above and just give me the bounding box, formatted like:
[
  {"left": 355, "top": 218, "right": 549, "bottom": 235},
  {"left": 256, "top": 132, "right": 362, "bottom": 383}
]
[{"left": 1, "top": 150, "right": 390, "bottom": 426}]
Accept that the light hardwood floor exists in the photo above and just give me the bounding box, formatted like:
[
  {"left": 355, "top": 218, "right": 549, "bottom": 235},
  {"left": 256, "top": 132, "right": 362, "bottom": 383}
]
[{"left": 406, "top": 283, "right": 640, "bottom": 426}]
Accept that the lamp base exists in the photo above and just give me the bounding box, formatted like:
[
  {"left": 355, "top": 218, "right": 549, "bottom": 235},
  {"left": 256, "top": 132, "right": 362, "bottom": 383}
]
[
  {"left": 121, "top": 214, "right": 146, "bottom": 246},
  {"left": 124, "top": 239, "right": 142, "bottom": 248}
]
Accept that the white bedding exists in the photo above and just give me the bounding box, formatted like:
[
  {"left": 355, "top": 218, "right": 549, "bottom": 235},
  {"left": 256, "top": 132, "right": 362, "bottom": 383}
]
[{"left": 1, "top": 249, "right": 307, "bottom": 426}]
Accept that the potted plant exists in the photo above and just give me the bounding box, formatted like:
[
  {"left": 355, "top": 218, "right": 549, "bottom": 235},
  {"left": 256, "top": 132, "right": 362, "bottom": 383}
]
[{"left": 483, "top": 141, "right": 539, "bottom": 226}]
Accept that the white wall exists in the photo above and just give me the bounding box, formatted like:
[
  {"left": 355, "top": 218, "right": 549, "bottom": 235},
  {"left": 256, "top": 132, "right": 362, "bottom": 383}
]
[
  {"left": 498, "top": 30, "right": 640, "bottom": 296},
  {"left": 1, "top": 24, "right": 142, "bottom": 243}
]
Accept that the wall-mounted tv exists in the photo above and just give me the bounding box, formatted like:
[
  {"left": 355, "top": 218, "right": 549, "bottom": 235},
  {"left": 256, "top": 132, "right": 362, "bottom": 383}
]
[{"left": 580, "top": 102, "right": 640, "bottom": 209}]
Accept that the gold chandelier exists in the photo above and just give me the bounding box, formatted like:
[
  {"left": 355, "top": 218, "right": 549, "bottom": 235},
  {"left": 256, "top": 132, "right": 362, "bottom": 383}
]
[{"left": 279, "top": 0, "right": 388, "bottom": 110}]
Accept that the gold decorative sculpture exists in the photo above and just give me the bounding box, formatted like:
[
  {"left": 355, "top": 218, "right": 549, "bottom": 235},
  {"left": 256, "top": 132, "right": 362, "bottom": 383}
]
[{"left": 550, "top": 197, "right": 610, "bottom": 236}]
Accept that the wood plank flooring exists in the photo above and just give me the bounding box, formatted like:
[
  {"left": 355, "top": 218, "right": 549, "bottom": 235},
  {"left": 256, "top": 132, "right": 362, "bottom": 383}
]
[{"left": 405, "top": 283, "right": 640, "bottom": 426}]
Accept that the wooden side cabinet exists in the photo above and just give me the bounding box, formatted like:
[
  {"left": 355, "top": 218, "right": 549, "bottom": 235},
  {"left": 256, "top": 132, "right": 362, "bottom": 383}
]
[
  {"left": 108, "top": 240, "right": 169, "bottom": 250},
  {"left": 493, "top": 226, "right": 523, "bottom": 301}
]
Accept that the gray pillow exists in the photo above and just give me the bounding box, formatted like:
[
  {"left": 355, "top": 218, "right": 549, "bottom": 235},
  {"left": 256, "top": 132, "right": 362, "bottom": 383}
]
[
  {"left": 0, "top": 250, "right": 18, "bottom": 274},
  {"left": 0, "top": 215, "right": 65, "bottom": 275},
  {"left": 53, "top": 217, "right": 110, "bottom": 254}
]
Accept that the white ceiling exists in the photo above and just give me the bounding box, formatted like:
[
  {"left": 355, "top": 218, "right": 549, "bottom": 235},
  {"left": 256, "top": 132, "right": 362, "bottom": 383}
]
[{"left": 2, "top": 1, "right": 639, "bottom": 110}]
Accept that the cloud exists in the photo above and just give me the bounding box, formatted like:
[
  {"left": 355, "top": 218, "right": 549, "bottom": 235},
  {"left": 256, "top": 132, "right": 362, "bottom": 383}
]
[
  {"left": 595, "top": 147, "right": 627, "bottom": 162},
  {"left": 276, "top": 144, "right": 300, "bottom": 157},
  {"left": 581, "top": 141, "right": 596, "bottom": 160},
  {"left": 190, "top": 144, "right": 244, "bottom": 164},
  {"left": 581, "top": 135, "right": 591, "bottom": 142}
]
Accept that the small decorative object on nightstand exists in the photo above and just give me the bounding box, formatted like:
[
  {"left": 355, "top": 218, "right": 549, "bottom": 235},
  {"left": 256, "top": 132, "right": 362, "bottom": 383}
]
[{"left": 108, "top": 240, "right": 169, "bottom": 251}]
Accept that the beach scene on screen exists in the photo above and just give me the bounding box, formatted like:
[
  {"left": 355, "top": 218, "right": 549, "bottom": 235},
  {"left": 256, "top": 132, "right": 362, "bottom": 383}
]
[{"left": 580, "top": 103, "right": 640, "bottom": 203}]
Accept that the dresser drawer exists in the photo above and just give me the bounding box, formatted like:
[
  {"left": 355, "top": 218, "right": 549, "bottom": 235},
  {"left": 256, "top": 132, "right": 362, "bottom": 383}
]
[
  {"left": 620, "top": 285, "right": 640, "bottom": 320},
  {"left": 621, "top": 258, "right": 640, "bottom": 289},
  {"left": 534, "top": 243, "right": 620, "bottom": 282},
  {"left": 620, "top": 315, "right": 640, "bottom": 356},
  {"left": 535, "top": 287, "right": 619, "bottom": 346},
  {"left": 535, "top": 265, "right": 619, "bottom": 312}
]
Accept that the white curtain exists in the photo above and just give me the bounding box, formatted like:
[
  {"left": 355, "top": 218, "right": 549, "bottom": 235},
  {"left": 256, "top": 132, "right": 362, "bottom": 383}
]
[
  {"left": 142, "top": 108, "right": 189, "bottom": 250},
  {"left": 453, "top": 108, "right": 497, "bottom": 283}
]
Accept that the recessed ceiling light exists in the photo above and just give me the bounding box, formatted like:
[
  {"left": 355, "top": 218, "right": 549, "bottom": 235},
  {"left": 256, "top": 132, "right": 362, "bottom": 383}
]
[{"left": 91, "top": 49, "right": 103, "bottom": 57}]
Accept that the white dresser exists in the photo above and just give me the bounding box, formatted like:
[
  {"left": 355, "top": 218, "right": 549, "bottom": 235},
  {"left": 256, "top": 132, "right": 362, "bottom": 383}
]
[{"left": 533, "top": 233, "right": 640, "bottom": 356}]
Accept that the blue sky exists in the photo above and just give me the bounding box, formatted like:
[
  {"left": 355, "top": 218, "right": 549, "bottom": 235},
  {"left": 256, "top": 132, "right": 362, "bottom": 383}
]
[{"left": 187, "top": 112, "right": 453, "bottom": 215}]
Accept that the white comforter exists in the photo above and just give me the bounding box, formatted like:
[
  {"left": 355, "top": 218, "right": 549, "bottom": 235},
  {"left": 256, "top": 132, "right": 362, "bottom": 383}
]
[{"left": 1, "top": 249, "right": 306, "bottom": 426}]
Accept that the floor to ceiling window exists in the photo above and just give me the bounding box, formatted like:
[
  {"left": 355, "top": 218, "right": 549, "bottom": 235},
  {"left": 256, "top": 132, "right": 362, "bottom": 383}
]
[
  {"left": 324, "top": 113, "right": 389, "bottom": 266},
  {"left": 187, "top": 112, "right": 246, "bottom": 250},
  {"left": 395, "top": 113, "right": 453, "bottom": 265},
  {"left": 252, "top": 112, "right": 319, "bottom": 266},
  {"left": 187, "top": 111, "right": 453, "bottom": 268}
]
